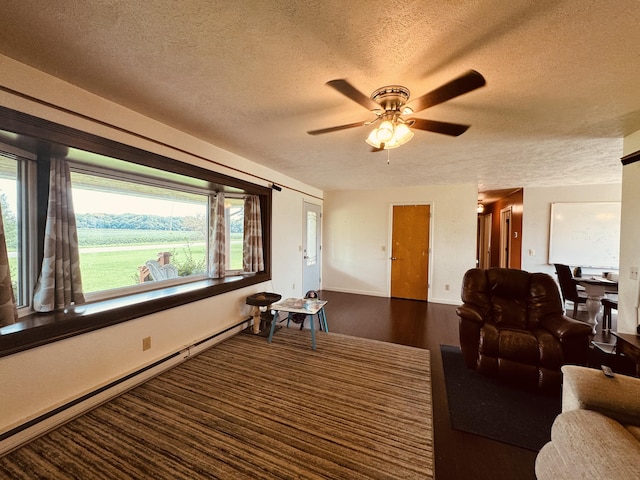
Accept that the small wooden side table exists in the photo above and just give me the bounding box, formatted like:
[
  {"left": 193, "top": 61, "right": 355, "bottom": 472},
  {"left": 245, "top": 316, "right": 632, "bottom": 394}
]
[{"left": 612, "top": 332, "right": 640, "bottom": 377}]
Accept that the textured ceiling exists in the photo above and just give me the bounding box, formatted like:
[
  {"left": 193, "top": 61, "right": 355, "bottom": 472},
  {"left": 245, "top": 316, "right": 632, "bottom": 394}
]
[{"left": 1, "top": 0, "right": 639, "bottom": 193}]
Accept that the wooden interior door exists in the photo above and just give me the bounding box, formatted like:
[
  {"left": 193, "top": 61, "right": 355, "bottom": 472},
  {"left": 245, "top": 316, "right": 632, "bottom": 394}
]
[{"left": 390, "top": 205, "right": 430, "bottom": 301}]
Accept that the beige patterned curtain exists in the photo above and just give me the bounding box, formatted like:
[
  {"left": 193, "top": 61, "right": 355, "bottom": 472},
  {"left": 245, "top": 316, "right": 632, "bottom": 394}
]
[
  {"left": 0, "top": 202, "right": 18, "bottom": 327},
  {"left": 208, "top": 192, "right": 226, "bottom": 279},
  {"left": 33, "top": 157, "right": 85, "bottom": 312},
  {"left": 243, "top": 195, "right": 264, "bottom": 273}
]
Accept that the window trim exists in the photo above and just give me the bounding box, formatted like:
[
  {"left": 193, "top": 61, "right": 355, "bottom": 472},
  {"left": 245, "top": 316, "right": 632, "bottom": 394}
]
[
  {"left": 0, "top": 105, "right": 272, "bottom": 358},
  {"left": 0, "top": 274, "right": 268, "bottom": 357}
]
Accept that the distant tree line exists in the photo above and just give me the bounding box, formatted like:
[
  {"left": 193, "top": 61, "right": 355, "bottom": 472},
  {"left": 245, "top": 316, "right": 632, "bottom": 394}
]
[
  {"left": 75, "top": 213, "right": 201, "bottom": 231},
  {"left": 75, "top": 212, "right": 244, "bottom": 233},
  {"left": 0, "top": 204, "right": 245, "bottom": 251}
]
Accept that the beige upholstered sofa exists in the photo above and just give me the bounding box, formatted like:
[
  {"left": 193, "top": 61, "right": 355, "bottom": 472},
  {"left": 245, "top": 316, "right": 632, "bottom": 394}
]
[{"left": 536, "top": 365, "right": 640, "bottom": 479}]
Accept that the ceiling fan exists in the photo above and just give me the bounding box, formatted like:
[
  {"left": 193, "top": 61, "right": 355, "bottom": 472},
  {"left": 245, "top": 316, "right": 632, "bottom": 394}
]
[{"left": 307, "top": 70, "right": 486, "bottom": 150}]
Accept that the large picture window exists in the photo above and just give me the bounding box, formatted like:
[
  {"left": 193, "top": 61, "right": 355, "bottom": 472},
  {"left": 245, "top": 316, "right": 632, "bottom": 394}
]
[
  {"left": 70, "top": 170, "right": 209, "bottom": 295},
  {"left": 0, "top": 105, "right": 271, "bottom": 356}
]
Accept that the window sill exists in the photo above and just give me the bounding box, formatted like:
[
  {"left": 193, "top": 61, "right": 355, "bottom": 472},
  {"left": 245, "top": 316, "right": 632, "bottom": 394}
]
[{"left": 0, "top": 273, "right": 269, "bottom": 358}]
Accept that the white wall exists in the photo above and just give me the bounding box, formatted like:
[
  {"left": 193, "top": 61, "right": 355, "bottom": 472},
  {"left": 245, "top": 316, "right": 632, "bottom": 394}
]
[
  {"left": 618, "top": 131, "right": 640, "bottom": 334},
  {"left": 521, "top": 184, "right": 622, "bottom": 277},
  {"left": 322, "top": 184, "right": 478, "bottom": 304},
  {"left": 270, "top": 189, "right": 323, "bottom": 297},
  {"left": 0, "top": 55, "right": 321, "bottom": 434}
]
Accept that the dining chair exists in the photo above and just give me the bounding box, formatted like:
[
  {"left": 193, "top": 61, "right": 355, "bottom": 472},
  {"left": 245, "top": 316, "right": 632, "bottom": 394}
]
[{"left": 554, "top": 263, "right": 588, "bottom": 318}]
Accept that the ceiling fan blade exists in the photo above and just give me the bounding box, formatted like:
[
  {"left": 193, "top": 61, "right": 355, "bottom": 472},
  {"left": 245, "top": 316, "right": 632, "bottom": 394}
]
[
  {"left": 307, "top": 121, "right": 368, "bottom": 135},
  {"left": 407, "top": 70, "right": 486, "bottom": 113},
  {"left": 409, "top": 118, "right": 470, "bottom": 136},
  {"left": 326, "top": 79, "right": 380, "bottom": 111}
]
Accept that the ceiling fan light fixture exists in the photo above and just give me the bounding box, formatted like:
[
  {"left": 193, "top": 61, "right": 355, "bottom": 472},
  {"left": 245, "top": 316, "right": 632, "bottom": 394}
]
[
  {"left": 365, "top": 129, "right": 383, "bottom": 148},
  {"left": 376, "top": 120, "right": 395, "bottom": 142},
  {"left": 393, "top": 122, "right": 414, "bottom": 145},
  {"left": 365, "top": 120, "right": 414, "bottom": 149}
]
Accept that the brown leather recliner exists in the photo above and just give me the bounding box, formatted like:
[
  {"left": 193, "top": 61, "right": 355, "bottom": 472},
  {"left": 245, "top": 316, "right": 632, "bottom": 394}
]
[{"left": 456, "top": 268, "right": 593, "bottom": 392}]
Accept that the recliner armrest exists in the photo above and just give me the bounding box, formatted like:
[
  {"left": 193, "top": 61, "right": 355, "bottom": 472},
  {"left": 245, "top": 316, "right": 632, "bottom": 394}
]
[
  {"left": 562, "top": 365, "right": 640, "bottom": 428},
  {"left": 540, "top": 313, "right": 593, "bottom": 339},
  {"left": 455, "top": 304, "right": 485, "bottom": 324}
]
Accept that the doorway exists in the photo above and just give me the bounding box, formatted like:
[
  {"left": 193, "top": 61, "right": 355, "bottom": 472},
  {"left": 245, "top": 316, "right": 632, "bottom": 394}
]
[
  {"left": 390, "top": 204, "right": 431, "bottom": 301},
  {"left": 302, "top": 202, "right": 321, "bottom": 293},
  {"left": 499, "top": 206, "right": 512, "bottom": 268},
  {"left": 478, "top": 213, "right": 492, "bottom": 269}
]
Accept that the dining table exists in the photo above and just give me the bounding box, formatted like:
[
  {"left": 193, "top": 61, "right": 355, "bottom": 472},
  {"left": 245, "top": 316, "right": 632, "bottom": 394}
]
[{"left": 572, "top": 275, "right": 618, "bottom": 334}]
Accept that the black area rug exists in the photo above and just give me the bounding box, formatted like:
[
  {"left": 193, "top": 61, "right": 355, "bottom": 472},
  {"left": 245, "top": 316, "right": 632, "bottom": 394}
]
[{"left": 440, "top": 345, "right": 561, "bottom": 451}]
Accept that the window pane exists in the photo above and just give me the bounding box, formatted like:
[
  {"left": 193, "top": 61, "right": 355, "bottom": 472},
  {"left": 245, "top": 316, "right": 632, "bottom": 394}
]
[
  {"left": 0, "top": 155, "right": 20, "bottom": 305},
  {"left": 306, "top": 211, "right": 317, "bottom": 266},
  {"left": 225, "top": 197, "right": 244, "bottom": 271},
  {"left": 71, "top": 172, "right": 208, "bottom": 294}
]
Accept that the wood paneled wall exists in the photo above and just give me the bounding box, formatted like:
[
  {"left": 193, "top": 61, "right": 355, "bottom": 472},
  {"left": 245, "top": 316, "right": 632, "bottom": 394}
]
[{"left": 482, "top": 189, "right": 524, "bottom": 269}]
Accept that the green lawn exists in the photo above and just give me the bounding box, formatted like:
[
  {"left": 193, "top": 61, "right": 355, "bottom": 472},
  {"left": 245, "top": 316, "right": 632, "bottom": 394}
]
[
  {"left": 80, "top": 247, "right": 176, "bottom": 292},
  {"left": 8, "top": 231, "right": 245, "bottom": 294},
  {"left": 76, "top": 228, "right": 205, "bottom": 247},
  {"left": 78, "top": 241, "right": 242, "bottom": 293}
]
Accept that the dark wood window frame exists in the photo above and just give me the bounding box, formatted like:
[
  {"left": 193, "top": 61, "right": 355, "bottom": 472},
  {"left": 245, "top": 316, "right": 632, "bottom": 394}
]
[{"left": 0, "top": 106, "right": 272, "bottom": 358}]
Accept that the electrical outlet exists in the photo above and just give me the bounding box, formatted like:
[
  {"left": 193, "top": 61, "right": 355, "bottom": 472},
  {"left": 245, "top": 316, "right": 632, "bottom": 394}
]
[
  {"left": 142, "top": 336, "right": 151, "bottom": 351},
  {"left": 631, "top": 266, "right": 639, "bottom": 280}
]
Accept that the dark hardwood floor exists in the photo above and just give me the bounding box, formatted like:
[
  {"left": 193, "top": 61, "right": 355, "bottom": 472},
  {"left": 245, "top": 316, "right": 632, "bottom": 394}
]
[{"left": 317, "top": 290, "right": 538, "bottom": 480}]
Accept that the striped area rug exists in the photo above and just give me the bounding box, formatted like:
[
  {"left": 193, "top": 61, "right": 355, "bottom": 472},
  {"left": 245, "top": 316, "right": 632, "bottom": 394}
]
[{"left": 0, "top": 328, "right": 433, "bottom": 479}]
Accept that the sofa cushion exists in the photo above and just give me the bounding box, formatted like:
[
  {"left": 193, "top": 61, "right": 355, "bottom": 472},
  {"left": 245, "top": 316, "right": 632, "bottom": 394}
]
[
  {"left": 627, "top": 424, "right": 640, "bottom": 443},
  {"left": 562, "top": 365, "right": 640, "bottom": 427},
  {"left": 535, "top": 442, "right": 568, "bottom": 480},
  {"left": 541, "top": 409, "right": 640, "bottom": 479}
]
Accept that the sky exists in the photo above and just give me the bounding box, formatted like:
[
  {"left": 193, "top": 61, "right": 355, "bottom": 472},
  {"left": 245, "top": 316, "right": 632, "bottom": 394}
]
[
  {"left": 0, "top": 181, "right": 205, "bottom": 218},
  {"left": 71, "top": 188, "right": 205, "bottom": 216}
]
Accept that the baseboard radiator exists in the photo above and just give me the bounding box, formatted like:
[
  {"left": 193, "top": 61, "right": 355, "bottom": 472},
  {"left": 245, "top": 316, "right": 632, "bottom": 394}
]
[{"left": 0, "top": 319, "right": 251, "bottom": 457}]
